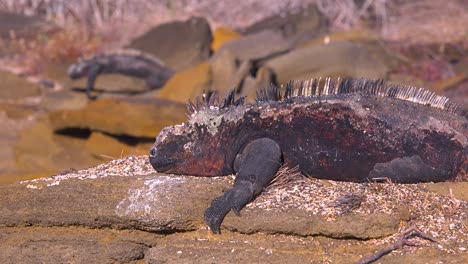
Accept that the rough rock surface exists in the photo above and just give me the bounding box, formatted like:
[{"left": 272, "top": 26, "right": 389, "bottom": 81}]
[
  {"left": 0, "top": 156, "right": 466, "bottom": 263},
  {"left": 128, "top": 17, "right": 213, "bottom": 71}
]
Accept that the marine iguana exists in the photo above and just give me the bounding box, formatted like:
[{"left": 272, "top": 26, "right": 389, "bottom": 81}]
[
  {"left": 68, "top": 49, "right": 174, "bottom": 99},
  {"left": 148, "top": 77, "right": 467, "bottom": 233}
]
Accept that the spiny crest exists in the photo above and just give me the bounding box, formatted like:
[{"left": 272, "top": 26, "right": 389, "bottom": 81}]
[
  {"left": 186, "top": 90, "right": 245, "bottom": 116},
  {"left": 256, "top": 77, "right": 467, "bottom": 118}
]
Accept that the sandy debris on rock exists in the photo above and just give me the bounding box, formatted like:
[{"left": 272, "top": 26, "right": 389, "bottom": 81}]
[
  {"left": 249, "top": 167, "right": 467, "bottom": 253},
  {"left": 20, "top": 155, "right": 154, "bottom": 189}
]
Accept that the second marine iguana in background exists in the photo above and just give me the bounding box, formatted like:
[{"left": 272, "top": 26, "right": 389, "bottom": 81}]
[
  {"left": 68, "top": 49, "right": 175, "bottom": 99},
  {"left": 148, "top": 77, "right": 467, "bottom": 233}
]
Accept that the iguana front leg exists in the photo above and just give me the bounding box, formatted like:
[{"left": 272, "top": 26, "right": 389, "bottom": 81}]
[
  {"left": 204, "top": 138, "right": 282, "bottom": 233},
  {"left": 86, "top": 65, "right": 101, "bottom": 99}
]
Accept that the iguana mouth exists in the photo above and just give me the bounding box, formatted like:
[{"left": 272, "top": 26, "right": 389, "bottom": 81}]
[
  {"left": 149, "top": 156, "right": 175, "bottom": 172},
  {"left": 149, "top": 148, "right": 176, "bottom": 172}
]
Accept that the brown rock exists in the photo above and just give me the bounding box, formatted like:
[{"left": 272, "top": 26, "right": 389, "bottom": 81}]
[
  {"left": 85, "top": 131, "right": 150, "bottom": 160},
  {"left": 128, "top": 17, "right": 212, "bottom": 71},
  {"left": 48, "top": 97, "right": 186, "bottom": 138},
  {"left": 211, "top": 27, "right": 242, "bottom": 51},
  {"left": 13, "top": 116, "right": 101, "bottom": 179},
  {"left": 156, "top": 61, "right": 212, "bottom": 103},
  {"left": 0, "top": 70, "right": 41, "bottom": 99}
]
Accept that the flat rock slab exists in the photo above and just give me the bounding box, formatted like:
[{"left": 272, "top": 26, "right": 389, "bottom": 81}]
[{"left": 0, "top": 170, "right": 398, "bottom": 239}]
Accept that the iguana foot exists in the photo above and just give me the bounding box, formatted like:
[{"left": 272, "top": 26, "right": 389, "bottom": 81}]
[{"left": 204, "top": 138, "right": 282, "bottom": 233}]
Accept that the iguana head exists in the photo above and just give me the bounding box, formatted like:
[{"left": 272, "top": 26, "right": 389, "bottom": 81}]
[
  {"left": 67, "top": 58, "right": 89, "bottom": 79},
  {"left": 149, "top": 121, "right": 232, "bottom": 176},
  {"left": 149, "top": 91, "right": 245, "bottom": 176}
]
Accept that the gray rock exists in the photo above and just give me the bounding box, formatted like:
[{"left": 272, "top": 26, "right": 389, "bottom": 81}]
[
  {"left": 128, "top": 17, "right": 212, "bottom": 71},
  {"left": 241, "top": 4, "right": 326, "bottom": 46},
  {"left": 264, "top": 41, "right": 395, "bottom": 84},
  {"left": 215, "top": 30, "right": 292, "bottom": 62}
]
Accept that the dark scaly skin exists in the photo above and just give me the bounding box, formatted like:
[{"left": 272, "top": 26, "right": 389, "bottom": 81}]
[{"left": 149, "top": 86, "right": 467, "bottom": 233}]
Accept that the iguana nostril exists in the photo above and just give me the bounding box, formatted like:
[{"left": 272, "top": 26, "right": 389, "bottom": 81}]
[{"left": 149, "top": 148, "right": 157, "bottom": 158}]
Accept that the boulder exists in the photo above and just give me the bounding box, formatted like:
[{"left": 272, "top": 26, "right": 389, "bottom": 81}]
[
  {"left": 48, "top": 97, "right": 186, "bottom": 138},
  {"left": 214, "top": 30, "right": 292, "bottom": 62},
  {"left": 211, "top": 27, "right": 242, "bottom": 51},
  {"left": 128, "top": 17, "right": 213, "bottom": 71},
  {"left": 264, "top": 41, "right": 397, "bottom": 84},
  {"left": 0, "top": 70, "right": 42, "bottom": 99},
  {"left": 156, "top": 61, "right": 213, "bottom": 103},
  {"left": 241, "top": 4, "right": 326, "bottom": 46}
]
